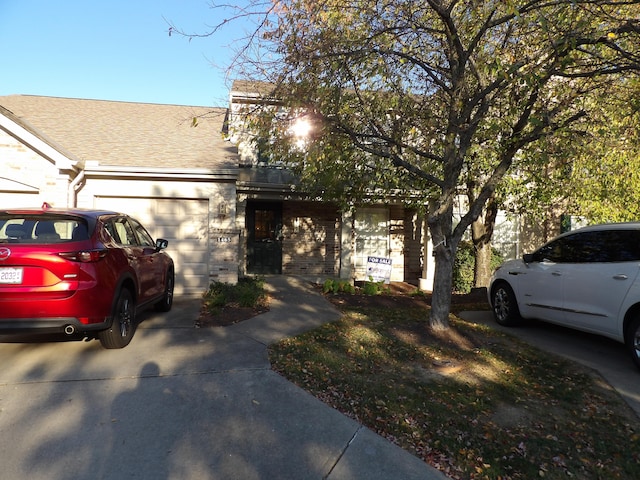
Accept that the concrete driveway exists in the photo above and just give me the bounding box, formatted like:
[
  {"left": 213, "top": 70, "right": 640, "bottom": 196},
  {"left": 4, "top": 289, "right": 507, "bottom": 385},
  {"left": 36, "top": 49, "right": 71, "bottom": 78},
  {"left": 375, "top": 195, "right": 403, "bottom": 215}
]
[
  {"left": 459, "top": 311, "right": 640, "bottom": 418},
  {"left": 0, "top": 276, "right": 446, "bottom": 480}
]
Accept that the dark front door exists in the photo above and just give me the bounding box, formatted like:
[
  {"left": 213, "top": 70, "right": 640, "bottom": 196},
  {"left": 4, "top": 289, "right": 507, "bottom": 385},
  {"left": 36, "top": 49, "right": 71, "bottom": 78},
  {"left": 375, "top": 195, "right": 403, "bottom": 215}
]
[{"left": 246, "top": 202, "right": 282, "bottom": 274}]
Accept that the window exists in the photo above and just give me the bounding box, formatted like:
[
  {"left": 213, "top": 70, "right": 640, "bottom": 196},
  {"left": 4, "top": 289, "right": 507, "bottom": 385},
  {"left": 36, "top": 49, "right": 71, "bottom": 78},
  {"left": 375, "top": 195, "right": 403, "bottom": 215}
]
[
  {"left": 130, "top": 219, "right": 155, "bottom": 247},
  {"left": 532, "top": 229, "right": 640, "bottom": 264},
  {"left": 0, "top": 215, "right": 85, "bottom": 243},
  {"left": 107, "top": 218, "right": 138, "bottom": 246}
]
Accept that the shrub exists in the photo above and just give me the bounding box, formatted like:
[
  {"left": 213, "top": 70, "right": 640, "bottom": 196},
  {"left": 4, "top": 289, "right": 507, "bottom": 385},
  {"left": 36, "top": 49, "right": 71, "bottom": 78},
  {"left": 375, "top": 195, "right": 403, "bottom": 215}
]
[
  {"left": 323, "top": 278, "right": 338, "bottom": 294},
  {"left": 202, "top": 276, "right": 266, "bottom": 312},
  {"left": 452, "top": 241, "right": 503, "bottom": 293},
  {"left": 363, "top": 277, "right": 390, "bottom": 295},
  {"left": 323, "top": 278, "right": 355, "bottom": 294}
]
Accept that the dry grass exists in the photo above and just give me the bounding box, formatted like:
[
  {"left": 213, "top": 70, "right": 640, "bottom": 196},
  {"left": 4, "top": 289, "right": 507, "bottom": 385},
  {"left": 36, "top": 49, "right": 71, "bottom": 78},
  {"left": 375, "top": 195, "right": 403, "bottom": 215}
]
[{"left": 269, "top": 293, "right": 640, "bottom": 479}]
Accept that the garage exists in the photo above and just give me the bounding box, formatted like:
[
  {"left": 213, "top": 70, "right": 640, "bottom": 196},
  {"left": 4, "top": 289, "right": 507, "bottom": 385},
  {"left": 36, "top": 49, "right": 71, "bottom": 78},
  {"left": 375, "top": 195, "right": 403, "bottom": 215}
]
[
  {"left": 95, "top": 196, "right": 210, "bottom": 297},
  {"left": 0, "top": 192, "right": 40, "bottom": 208},
  {"left": 1, "top": 96, "right": 240, "bottom": 295}
]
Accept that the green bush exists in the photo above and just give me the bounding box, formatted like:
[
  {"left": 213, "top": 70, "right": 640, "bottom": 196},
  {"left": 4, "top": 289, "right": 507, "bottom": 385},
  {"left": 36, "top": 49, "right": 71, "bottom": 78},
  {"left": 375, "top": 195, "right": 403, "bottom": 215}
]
[
  {"left": 363, "top": 277, "right": 390, "bottom": 296},
  {"left": 452, "top": 241, "right": 503, "bottom": 293},
  {"left": 323, "top": 278, "right": 337, "bottom": 294},
  {"left": 202, "top": 276, "right": 266, "bottom": 312},
  {"left": 323, "top": 278, "right": 355, "bottom": 294}
]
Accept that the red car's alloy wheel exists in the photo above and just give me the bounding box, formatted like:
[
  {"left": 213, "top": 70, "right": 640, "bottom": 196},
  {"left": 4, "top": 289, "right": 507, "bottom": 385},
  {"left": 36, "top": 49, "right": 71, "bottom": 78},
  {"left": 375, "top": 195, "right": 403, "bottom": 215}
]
[{"left": 99, "top": 289, "right": 136, "bottom": 349}]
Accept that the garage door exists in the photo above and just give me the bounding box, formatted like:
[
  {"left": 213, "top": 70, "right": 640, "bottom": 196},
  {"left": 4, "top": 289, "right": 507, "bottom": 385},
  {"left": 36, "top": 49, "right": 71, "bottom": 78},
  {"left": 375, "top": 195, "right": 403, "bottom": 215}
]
[
  {"left": 0, "top": 192, "right": 40, "bottom": 209},
  {"left": 95, "top": 197, "right": 209, "bottom": 296}
]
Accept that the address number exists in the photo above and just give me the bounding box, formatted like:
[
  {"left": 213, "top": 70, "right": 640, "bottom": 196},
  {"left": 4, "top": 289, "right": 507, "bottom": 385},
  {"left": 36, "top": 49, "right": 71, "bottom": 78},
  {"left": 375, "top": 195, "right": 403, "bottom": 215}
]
[{"left": 217, "top": 237, "right": 232, "bottom": 243}]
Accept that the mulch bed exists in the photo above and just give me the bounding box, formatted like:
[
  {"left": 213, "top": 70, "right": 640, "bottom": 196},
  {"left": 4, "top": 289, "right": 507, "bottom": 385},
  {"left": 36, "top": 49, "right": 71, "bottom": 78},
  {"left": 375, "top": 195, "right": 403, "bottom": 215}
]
[{"left": 196, "top": 282, "right": 490, "bottom": 328}]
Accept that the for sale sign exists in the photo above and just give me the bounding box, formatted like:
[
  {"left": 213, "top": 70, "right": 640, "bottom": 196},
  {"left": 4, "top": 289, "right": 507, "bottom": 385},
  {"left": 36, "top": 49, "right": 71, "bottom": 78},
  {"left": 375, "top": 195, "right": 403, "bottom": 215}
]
[{"left": 366, "top": 256, "right": 392, "bottom": 284}]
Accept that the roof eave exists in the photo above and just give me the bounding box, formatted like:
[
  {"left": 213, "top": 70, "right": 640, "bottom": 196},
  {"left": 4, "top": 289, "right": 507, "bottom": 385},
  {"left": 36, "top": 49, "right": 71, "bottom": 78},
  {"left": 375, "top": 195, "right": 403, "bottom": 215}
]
[
  {"left": 82, "top": 163, "right": 239, "bottom": 182},
  {"left": 0, "top": 106, "right": 78, "bottom": 172}
]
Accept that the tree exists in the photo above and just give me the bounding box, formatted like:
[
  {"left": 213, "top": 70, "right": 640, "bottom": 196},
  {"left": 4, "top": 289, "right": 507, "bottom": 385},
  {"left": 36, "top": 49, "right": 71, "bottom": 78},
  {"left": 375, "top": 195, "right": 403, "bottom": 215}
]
[
  {"left": 568, "top": 78, "right": 640, "bottom": 222},
  {"left": 177, "top": 0, "right": 640, "bottom": 330},
  {"left": 494, "top": 76, "right": 640, "bottom": 252}
]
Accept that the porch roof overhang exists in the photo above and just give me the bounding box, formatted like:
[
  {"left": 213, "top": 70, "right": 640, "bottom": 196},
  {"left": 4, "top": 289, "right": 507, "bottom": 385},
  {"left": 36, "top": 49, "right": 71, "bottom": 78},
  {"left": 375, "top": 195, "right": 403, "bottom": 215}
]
[{"left": 236, "top": 166, "right": 302, "bottom": 199}]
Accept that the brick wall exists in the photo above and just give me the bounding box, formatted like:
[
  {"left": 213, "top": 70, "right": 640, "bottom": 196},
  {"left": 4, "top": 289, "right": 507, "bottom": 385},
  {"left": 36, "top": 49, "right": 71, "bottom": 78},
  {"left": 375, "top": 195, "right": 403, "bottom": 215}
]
[{"left": 282, "top": 201, "right": 341, "bottom": 276}]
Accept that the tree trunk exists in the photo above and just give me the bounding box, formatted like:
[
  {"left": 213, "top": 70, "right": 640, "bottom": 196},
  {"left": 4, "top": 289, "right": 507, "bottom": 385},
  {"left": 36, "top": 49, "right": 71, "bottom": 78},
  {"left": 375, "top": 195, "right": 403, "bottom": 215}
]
[
  {"left": 471, "top": 195, "right": 498, "bottom": 288},
  {"left": 474, "top": 241, "right": 493, "bottom": 288},
  {"left": 429, "top": 243, "right": 455, "bottom": 330}
]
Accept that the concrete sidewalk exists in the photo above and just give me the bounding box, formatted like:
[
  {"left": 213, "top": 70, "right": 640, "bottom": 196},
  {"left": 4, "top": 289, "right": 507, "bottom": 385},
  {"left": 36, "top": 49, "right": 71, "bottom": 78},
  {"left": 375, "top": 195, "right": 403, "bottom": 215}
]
[{"left": 0, "top": 276, "right": 447, "bottom": 480}]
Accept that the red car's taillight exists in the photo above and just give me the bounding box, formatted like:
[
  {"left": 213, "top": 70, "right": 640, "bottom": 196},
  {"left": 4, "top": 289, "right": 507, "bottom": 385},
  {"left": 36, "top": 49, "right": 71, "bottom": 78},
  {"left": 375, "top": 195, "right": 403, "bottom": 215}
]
[{"left": 58, "top": 249, "right": 108, "bottom": 263}]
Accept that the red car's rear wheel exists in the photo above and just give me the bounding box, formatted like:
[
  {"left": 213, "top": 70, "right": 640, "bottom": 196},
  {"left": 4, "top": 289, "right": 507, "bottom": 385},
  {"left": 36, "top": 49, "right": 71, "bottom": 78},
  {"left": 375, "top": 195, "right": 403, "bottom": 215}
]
[{"left": 99, "top": 288, "right": 136, "bottom": 349}]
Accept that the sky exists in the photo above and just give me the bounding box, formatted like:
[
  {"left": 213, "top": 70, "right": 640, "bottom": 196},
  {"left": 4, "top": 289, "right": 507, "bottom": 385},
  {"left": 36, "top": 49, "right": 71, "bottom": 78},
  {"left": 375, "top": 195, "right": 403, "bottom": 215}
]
[{"left": 0, "top": 0, "right": 249, "bottom": 107}]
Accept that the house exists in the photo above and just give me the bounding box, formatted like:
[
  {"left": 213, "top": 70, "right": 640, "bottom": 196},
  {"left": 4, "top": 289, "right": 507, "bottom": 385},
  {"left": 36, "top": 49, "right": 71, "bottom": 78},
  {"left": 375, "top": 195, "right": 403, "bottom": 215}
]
[
  {"left": 0, "top": 90, "right": 440, "bottom": 296},
  {"left": 0, "top": 95, "right": 239, "bottom": 296},
  {"left": 227, "top": 80, "right": 431, "bottom": 285}
]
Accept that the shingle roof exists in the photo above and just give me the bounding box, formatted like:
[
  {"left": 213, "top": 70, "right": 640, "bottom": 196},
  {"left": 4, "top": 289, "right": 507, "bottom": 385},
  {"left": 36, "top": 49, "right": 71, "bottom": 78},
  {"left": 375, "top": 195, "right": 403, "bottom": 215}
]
[
  {"left": 0, "top": 95, "right": 238, "bottom": 169},
  {"left": 231, "top": 79, "right": 276, "bottom": 98}
]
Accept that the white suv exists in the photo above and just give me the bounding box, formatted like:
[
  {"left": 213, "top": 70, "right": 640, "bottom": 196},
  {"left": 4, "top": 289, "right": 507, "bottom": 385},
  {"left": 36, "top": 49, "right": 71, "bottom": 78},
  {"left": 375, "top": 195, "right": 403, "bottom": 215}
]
[{"left": 488, "top": 222, "right": 640, "bottom": 370}]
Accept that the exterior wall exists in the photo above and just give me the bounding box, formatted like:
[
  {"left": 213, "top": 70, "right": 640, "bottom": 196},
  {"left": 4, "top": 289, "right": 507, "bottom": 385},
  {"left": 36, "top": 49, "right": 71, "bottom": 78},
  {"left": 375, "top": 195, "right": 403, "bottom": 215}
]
[
  {"left": 520, "top": 209, "right": 564, "bottom": 255},
  {"left": 77, "top": 176, "right": 239, "bottom": 291},
  {"left": 389, "top": 205, "right": 407, "bottom": 281},
  {"left": 277, "top": 201, "right": 426, "bottom": 284},
  {"left": 0, "top": 130, "right": 72, "bottom": 207},
  {"left": 401, "top": 208, "right": 425, "bottom": 285},
  {"left": 281, "top": 201, "right": 341, "bottom": 277}
]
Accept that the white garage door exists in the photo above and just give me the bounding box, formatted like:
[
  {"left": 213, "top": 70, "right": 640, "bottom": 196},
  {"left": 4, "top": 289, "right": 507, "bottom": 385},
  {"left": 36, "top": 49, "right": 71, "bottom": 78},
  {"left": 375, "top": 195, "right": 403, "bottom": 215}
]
[
  {"left": 95, "top": 197, "right": 210, "bottom": 297},
  {"left": 0, "top": 192, "right": 41, "bottom": 209}
]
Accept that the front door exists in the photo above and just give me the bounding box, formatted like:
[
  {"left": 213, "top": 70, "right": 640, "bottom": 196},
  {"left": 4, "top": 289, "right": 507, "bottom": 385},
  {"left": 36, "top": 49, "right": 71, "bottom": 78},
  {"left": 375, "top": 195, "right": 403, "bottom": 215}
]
[{"left": 246, "top": 202, "right": 282, "bottom": 274}]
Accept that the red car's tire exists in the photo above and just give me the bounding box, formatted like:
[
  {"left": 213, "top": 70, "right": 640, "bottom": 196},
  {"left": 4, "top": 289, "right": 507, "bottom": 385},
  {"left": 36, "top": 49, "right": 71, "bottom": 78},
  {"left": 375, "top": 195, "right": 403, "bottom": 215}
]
[
  {"left": 154, "top": 270, "right": 174, "bottom": 312},
  {"left": 99, "top": 288, "right": 136, "bottom": 349}
]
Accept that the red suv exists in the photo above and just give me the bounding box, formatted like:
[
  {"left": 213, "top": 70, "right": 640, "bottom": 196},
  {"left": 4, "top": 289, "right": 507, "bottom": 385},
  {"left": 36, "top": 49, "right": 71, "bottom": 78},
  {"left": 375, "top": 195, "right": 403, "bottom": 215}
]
[{"left": 0, "top": 204, "right": 174, "bottom": 348}]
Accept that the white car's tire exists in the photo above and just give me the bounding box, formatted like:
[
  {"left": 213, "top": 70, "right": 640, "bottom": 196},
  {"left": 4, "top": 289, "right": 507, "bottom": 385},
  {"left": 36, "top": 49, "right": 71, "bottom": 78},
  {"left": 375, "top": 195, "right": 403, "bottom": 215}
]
[{"left": 491, "top": 282, "right": 521, "bottom": 326}]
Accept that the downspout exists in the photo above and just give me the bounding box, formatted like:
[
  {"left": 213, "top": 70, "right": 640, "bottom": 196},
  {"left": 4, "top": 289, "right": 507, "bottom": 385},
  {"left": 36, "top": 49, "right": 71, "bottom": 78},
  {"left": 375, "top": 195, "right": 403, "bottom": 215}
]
[{"left": 68, "top": 170, "right": 85, "bottom": 208}]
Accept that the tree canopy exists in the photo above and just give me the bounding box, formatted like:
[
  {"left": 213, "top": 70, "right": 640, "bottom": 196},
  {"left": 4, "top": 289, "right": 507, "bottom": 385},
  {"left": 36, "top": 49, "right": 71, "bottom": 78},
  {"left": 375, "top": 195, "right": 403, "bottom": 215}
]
[{"left": 181, "top": 0, "right": 640, "bottom": 328}]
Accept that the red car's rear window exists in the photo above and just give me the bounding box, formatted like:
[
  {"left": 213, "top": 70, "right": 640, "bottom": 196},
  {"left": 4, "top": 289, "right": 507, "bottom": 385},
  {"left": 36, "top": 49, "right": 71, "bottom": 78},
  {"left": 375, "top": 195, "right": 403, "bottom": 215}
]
[{"left": 0, "top": 215, "right": 89, "bottom": 244}]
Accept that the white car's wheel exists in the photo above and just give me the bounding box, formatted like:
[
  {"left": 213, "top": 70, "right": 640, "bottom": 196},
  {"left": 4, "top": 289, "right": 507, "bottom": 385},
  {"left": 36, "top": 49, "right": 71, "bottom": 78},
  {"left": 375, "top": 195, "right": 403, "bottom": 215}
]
[
  {"left": 625, "top": 315, "right": 640, "bottom": 371},
  {"left": 491, "top": 282, "right": 521, "bottom": 326}
]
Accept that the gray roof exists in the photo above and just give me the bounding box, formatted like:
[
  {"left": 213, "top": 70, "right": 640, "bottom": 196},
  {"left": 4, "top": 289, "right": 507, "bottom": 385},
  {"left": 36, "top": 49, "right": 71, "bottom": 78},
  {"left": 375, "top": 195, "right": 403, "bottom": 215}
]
[{"left": 0, "top": 95, "right": 238, "bottom": 170}]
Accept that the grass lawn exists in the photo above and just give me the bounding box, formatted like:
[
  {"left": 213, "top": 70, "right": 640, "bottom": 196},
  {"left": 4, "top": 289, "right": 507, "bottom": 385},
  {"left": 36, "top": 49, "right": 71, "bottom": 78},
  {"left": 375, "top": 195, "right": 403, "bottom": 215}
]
[{"left": 268, "top": 289, "right": 640, "bottom": 479}]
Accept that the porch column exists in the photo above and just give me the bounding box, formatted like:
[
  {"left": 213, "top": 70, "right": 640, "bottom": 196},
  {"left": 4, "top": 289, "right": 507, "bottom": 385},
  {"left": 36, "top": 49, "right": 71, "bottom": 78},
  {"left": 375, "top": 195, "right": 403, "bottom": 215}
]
[{"left": 339, "top": 209, "right": 355, "bottom": 280}]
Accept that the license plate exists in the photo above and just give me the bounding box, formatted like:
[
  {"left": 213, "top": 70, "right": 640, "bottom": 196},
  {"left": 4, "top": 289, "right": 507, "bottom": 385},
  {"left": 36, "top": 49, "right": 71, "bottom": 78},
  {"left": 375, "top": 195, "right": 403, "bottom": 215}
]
[{"left": 0, "top": 267, "right": 23, "bottom": 284}]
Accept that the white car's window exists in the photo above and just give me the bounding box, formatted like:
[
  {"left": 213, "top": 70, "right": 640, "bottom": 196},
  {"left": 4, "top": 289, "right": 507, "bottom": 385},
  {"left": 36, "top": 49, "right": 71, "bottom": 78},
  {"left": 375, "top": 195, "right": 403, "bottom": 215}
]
[
  {"left": 599, "top": 230, "right": 640, "bottom": 262},
  {"left": 532, "top": 239, "right": 565, "bottom": 262},
  {"left": 533, "top": 229, "right": 640, "bottom": 264}
]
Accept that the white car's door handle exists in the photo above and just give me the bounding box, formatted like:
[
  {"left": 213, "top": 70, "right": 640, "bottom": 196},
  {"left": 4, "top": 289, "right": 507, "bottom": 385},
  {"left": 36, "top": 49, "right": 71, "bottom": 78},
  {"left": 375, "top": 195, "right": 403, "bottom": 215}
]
[
  {"left": 613, "top": 274, "right": 628, "bottom": 280},
  {"left": 552, "top": 271, "right": 562, "bottom": 276}
]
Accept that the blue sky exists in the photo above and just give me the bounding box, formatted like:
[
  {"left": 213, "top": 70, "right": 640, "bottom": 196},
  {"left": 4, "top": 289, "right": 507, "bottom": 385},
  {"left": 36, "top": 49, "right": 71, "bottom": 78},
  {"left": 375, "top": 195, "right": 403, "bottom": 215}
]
[{"left": 0, "top": 0, "right": 246, "bottom": 106}]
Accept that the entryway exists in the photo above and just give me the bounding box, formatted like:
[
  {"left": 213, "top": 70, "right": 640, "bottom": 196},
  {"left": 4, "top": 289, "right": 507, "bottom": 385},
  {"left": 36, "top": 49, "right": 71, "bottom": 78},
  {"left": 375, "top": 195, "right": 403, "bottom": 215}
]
[{"left": 246, "top": 201, "right": 282, "bottom": 274}]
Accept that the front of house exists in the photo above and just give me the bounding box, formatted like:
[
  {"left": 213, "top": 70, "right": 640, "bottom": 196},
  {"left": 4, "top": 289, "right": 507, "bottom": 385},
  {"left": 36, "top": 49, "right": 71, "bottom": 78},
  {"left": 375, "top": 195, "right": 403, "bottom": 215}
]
[
  {"left": 3, "top": 86, "right": 532, "bottom": 297},
  {"left": 229, "top": 81, "right": 431, "bottom": 285}
]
